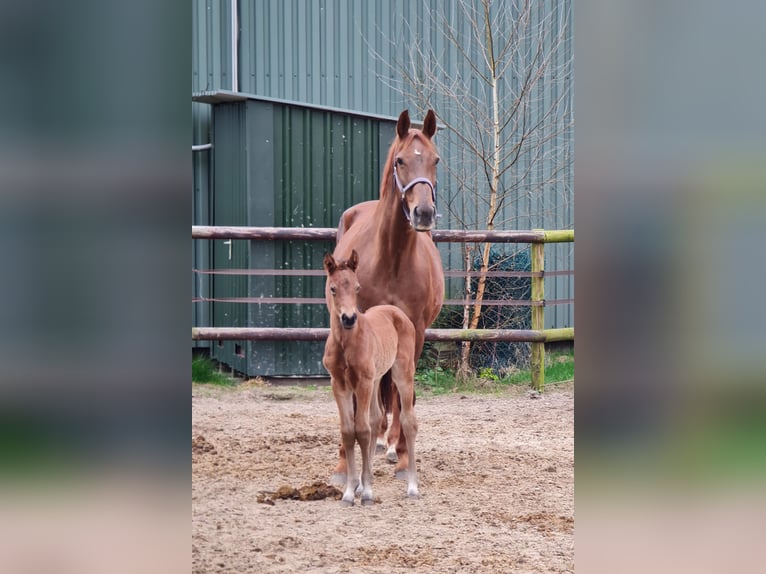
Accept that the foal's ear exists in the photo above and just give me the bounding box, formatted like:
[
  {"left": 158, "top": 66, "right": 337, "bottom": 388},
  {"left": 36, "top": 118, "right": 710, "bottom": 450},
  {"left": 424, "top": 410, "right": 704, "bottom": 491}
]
[
  {"left": 323, "top": 252, "right": 337, "bottom": 273},
  {"left": 423, "top": 109, "right": 437, "bottom": 138},
  {"left": 397, "top": 109, "right": 411, "bottom": 139},
  {"left": 348, "top": 249, "right": 359, "bottom": 272}
]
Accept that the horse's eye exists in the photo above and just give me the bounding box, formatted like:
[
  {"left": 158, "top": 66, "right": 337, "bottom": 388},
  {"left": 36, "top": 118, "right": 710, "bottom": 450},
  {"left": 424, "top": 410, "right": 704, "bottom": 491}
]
[
  {"left": 434, "top": 157, "right": 440, "bottom": 165},
  {"left": 355, "top": 284, "right": 360, "bottom": 293},
  {"left": 330, "top": 286, "right": 336, "bottom": 295},
  {"left": 396, "top": 157, "right": 404, "bottom": 166}
]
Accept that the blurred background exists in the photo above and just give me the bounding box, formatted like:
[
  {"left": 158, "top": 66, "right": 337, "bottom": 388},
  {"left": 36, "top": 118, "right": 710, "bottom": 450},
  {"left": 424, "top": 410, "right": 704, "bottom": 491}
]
[
  {"left": 575, "top": 1, "right": 766, "bottom": 572},
  {"left": 0, "top": 1, "right": 188, "bottom": 572}
]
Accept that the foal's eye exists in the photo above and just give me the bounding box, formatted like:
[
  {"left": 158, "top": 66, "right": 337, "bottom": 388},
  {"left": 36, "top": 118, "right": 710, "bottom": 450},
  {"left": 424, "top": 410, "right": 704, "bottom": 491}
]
[
  {"left": 330, "top": 286, "right": 336, "bottom": 295},
  {"left": 396, "top": 157, "right": 404, "bottom": 166},
  {"left": 355, "top": 285, "right": 360, "bottom": 293},
  {"left": 434, "top": 156, "right": 440, "bottom": 165}
]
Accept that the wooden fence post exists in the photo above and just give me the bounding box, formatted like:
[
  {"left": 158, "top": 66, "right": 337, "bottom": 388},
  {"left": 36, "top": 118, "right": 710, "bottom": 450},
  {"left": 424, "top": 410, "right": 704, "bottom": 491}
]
[{"left": 531, "top": 230, "right": 545, "bottom": 391}]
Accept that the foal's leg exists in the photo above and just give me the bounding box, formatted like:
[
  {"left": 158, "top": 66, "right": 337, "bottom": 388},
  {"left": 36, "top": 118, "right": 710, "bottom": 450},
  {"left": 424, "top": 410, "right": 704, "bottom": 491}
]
[
  {"left": 390, "top": 334, "right": 423, "bottom": 475},
  {"left": 393, "top": 362, "right": 419, "bottom": 498},
  {"left": 354, "top": 379, "right": 376, "bottom": 506},
  {"left": 332, "top": 383, "right": 358, "bottom": 506},
  {"left": 325, "top": 345, "right": 349, "bottom": 484},
  {"left": 392, "top": 387, "right": 419, "bottom": 479}
]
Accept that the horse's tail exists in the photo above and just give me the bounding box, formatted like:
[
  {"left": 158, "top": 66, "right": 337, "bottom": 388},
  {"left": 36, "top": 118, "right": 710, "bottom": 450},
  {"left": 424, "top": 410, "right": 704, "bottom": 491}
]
[{"left": 379, "top": 371, "right": 394, "bottom": 414}]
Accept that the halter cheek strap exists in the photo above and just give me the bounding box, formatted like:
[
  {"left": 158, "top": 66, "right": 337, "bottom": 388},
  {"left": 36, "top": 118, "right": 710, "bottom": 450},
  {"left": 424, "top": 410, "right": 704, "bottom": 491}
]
[{"left": 393, "top": 165, "right": 438, "bottom": 222}]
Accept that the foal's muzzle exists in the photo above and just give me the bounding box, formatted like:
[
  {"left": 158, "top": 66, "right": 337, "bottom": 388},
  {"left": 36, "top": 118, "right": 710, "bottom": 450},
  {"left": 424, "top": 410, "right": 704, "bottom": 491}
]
[{"left": 341, "top": 313, "right": 357, "bottom": 329}]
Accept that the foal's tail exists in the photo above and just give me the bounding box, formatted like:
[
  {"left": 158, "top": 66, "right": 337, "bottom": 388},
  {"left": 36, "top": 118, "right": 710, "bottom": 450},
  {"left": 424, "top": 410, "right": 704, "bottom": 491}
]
[
  {"left": 379, "top": 370, "right": 416, "bottom": 415},
  {"left": 379, "top": 371, "right": 394, "bottom": 414}
]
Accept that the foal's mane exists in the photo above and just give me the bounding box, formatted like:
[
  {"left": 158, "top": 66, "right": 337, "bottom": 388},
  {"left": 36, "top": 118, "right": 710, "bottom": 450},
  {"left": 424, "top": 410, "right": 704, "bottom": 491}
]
[{"left": 332, "top": 259, "right": 354, "bottom": 271}]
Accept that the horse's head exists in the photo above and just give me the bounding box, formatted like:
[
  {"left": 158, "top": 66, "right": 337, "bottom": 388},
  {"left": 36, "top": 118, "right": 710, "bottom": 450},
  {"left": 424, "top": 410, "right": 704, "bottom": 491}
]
[
  {"left": 394, "top": 109, "right": 440, "bottom": 232},
  {"left": 324, "top": 250, "right": 360, "bottom": 329}
]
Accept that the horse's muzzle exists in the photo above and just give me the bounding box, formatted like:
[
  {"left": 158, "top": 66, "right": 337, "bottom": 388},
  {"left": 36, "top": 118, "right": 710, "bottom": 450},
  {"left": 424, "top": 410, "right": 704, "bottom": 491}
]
[
  {"left": 411, "top": 204, "right": 437, "bottom": 231},
  {"left": 341, "top": 313, "right": 357, "bottom": 329}
]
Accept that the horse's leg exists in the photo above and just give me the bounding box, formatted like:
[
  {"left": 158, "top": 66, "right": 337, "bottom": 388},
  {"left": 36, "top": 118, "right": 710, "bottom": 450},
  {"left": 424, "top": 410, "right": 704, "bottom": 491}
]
[
  {"left": 331, "top": 444, "right": 348, "bottom": 486},
  {"left": 386, "top": 385, "right": 401, "bottom": 463},
  {"left": 393, "top": 362, "right": 419, "bottom": 498},
  {"left": 354, "top": 379, "right": 376, "bottom": 506},
  {"left": 377, "top": 371, "right": 392, "bottom": 454},
  {"left": 369, "top": 382, "right": 385, "bottom": 464}
]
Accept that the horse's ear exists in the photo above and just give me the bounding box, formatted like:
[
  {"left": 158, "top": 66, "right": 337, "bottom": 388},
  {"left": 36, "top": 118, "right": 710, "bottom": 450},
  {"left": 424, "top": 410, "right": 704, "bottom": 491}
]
[
  {"left": 323, "top": 252, "right": 336, "bottom": 274},
  {"left": 397, "top": 110, "right": 411, "bottom": 139},
  {"left": 348, "top": 249, "right": 359, "bottom": 272},
  {"left": 423, "top": 109, "right": 437, "bottom": 138}
]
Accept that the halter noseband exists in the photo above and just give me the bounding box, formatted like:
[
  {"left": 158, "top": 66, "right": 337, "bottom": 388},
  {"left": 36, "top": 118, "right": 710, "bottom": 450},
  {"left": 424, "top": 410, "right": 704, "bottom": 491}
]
[{"left": 393, "top": 165, "right": 438, "bottom": 223}]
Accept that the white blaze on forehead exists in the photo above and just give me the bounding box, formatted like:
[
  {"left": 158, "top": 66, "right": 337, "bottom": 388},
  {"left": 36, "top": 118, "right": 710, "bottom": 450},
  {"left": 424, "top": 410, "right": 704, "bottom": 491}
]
[{"left": 413, "top": 149, "right": 421, "bottom": 156}]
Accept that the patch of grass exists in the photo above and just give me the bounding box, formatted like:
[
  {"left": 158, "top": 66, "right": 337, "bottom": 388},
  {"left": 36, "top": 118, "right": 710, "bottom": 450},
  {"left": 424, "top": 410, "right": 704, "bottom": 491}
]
[
  {"left": 192, "top": 356, "right": 236, "bottom": 386},
  {"left": 415, "top": 349, "right": 574, "bottom": 394},
  {"left": 542, "top": 350, "right": 575, "bottom": 385},
  {"left": 499, "top": 349, "right": 574, "bottom": 387},
  {"left": 414, "top": 367, "right": 461, "bottom": 395}
]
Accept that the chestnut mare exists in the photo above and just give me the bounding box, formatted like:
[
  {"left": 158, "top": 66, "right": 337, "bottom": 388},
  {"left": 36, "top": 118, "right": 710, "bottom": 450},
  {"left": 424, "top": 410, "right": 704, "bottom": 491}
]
[
  {"left": 322, "top": 250, "right": 419, "bottom": 505},
  {"left": 329, "top": 109, "right": 444, "bottom": 481}
]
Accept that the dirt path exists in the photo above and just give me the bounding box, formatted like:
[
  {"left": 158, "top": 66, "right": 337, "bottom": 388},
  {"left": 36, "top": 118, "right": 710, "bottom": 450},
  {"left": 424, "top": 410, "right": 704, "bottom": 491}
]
[{"left": 192, "top": 381, "right": 573, "bottom": 573}]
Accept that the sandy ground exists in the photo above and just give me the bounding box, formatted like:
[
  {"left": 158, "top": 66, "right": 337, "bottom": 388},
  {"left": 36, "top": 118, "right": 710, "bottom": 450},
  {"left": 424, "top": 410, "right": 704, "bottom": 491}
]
[{"left": 192, "top": 381, "right": 573, "bottom": 573}]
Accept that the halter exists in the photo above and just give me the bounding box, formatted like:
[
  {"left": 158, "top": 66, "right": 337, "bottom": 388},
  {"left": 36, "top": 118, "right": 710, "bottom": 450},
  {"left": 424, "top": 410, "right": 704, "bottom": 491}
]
[{"left": 393, "top": 165, "right": 438, "bottom": 223}]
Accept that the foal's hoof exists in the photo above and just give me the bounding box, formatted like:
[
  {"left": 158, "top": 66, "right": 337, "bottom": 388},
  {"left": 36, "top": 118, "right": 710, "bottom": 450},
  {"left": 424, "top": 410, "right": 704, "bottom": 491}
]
[
  {"left": 386, "top": 446, "right": 398, "bottom": 464},
  {"left": 375, "top": 438, "right": 387, "bottom": 454},
  {"left": 330, "top": 472, "right": 347, "bottom": 486},
  {"left": 340, "top": 498, "right": 354, "bottom": 507},
  {"left": 361, "top": 497, "right": 375, "bottom": 507}
]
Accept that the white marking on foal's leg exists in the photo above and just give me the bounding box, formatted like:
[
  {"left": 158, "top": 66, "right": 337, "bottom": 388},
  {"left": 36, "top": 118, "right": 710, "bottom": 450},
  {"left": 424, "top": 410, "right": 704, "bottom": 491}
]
[
  {"left": 406, "top": 473, "right": 419, "bottom": 499},
  {"left": 376, "top": 436, "right": 387, "bottom": 454},
  {"left": 342, "top": 476, "right": 358, "bottom": 507},
  {"left": 361, "top": 484, "right": 375, "bottom": 506}
]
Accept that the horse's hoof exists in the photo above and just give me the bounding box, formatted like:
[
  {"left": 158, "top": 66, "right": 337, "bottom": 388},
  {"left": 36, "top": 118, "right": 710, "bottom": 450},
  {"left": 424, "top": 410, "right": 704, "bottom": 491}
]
[
  {"left": 330, "top": 472, "right": 347, "bottom": 486},
  {"left": 361, "top": 497, "right": 375, "bottom": 506},
  {"left": 394, "top": 468, "right": 409, "bottom": 481},
  {"left": 341, "top": 498, "right": 354, "bottom": 507},
  {"left": 407, "top": 489, "right": 420, "bottom": 499},
  {"left": 386, "top": 447, "right": 398, "bottom": 464},
  {"left": 375, "top": 438, "right": 387, "bottom": 454}
]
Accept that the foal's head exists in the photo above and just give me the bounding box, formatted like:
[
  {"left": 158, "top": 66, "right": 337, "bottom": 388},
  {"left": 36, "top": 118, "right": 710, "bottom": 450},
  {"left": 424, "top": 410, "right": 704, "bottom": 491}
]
[
  {"left": 324, "top": 250, "right": 361, "bottom": 329},
  {"left": 393, "top": 109, "right": 440, "bottom": 232}
]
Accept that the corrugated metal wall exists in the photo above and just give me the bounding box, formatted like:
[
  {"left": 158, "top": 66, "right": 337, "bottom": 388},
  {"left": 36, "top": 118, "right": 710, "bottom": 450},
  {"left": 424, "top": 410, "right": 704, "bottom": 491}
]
[
  {"left": 192, "top": 0, "right": 573, "bottom": 363},
  {"left": 198, "top": 95, "right": 394, "bottom": 375}
]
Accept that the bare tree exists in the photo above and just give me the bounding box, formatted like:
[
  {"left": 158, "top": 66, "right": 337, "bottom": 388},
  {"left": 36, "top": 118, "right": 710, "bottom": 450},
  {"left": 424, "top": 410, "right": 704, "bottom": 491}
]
[{"left": 370, "top": 0, "right": 572, "bottom": 379}]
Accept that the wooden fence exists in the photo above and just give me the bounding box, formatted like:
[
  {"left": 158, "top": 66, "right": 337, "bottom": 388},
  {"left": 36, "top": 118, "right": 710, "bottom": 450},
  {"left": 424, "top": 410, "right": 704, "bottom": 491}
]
[{"left": 192, "top": 226, "right": 574, "bottom": 390}]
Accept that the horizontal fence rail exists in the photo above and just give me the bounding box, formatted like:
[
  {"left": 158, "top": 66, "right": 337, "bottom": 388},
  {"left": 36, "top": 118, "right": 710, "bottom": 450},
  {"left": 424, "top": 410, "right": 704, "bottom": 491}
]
[
  {"left": 192, "top": 225, "right": 574, "bottom": 243},
  {"left": 192, "top": 226, "right": 574, "bottom": 389},
  {"left": 192, "top": 327, "right": 575, "bottom": 343}
]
